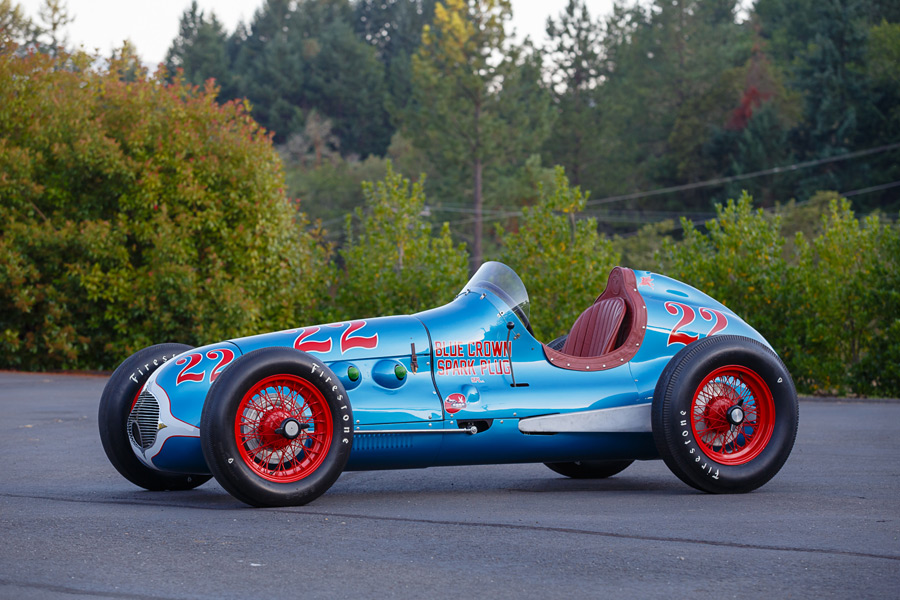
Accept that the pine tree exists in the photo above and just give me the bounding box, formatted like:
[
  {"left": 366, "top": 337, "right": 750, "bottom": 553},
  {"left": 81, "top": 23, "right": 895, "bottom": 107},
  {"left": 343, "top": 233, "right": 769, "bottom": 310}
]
[
  {"left": 36, "top": 0, "right": 72, "bottom": 55},
  {"left": 599, "top": 0, "right": 751, "bottom": 209},
  {"left": 542, "top": 0, "right": 606, "bottom": 191},
  {"left": 405, "top": 0, "right": 552, "bottom": 268},
  {"left": 230, "top": 0, "right": 391, "bottom": 155},
  {"left": 164, "top": 1, "right": 233, "bottom": 94},
  {"left": 0, "top": 0, "right": 37, "bottom": 52},
  {"left": 354, "top": 0, "right": 438, "bottom": 115}
]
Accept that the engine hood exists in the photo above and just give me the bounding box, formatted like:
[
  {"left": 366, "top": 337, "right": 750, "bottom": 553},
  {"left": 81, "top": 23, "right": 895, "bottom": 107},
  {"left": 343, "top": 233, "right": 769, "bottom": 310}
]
[{"left": 228, "top": 315, "right": 431, "bottom": 361}]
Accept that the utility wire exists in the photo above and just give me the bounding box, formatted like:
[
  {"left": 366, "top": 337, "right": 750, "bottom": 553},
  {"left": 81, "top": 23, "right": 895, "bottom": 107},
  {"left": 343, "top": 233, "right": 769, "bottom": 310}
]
[
  {"left": 429, "top": 141, "right": 900, "bottom": 214},
  {"left": 842, "top": 180, "right": 900, "bottom": 197},
  {"left": 584, "top": 142, "right": 900, "bottom": 207}
]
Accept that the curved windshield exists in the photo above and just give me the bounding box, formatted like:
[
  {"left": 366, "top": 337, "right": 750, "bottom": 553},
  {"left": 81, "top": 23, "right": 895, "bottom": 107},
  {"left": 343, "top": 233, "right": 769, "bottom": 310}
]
[{"left": 459, "top": 262, "right": 530, "bottom": 324}]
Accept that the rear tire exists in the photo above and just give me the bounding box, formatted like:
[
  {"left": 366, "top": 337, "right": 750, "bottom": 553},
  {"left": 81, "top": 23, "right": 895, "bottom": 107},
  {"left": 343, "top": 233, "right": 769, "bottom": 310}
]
[
  {"left": 98, "top": 344, "right": 211, "bottom": 491},
  {"left": 651, "top": 335, "right": 798, "bottom": 493},
  {"left": 200, "top": 347, "right": 353, "bottom": 507},
  {"left": 544, "top": 460, "right": 633, "bottom": 479}
]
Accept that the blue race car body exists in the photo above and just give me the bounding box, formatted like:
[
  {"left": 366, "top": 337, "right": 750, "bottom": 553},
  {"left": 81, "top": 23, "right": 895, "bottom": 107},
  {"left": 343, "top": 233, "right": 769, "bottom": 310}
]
[{"left": 103, "top": 262, "right": 796, "bottom": 506}]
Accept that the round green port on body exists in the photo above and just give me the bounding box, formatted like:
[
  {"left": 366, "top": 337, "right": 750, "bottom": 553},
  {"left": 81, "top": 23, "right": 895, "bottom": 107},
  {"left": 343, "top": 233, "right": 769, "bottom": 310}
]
[
  {"left": 348, "top": 366, "right": 360, "bottom": 382},
  {"left": 394, "top": 364, "right": 407, "bottom": 380}
]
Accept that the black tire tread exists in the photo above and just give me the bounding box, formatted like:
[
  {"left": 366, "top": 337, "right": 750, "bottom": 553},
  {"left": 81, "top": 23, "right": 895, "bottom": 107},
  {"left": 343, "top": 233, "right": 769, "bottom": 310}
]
[
  {"left": 544, "top": 459, "right": 633, "bottom": 479},
  {"left": 651, "top": 335, "right": 799, "bottom": 494},
  {"left": 98, "top": 343, "right": 212, "bottom": 491}
]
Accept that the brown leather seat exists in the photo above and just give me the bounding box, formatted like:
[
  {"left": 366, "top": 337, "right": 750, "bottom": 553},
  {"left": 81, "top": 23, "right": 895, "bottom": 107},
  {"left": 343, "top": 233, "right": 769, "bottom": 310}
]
[{"left": 561, "top": 297, "right": 626, "bottom": 358}]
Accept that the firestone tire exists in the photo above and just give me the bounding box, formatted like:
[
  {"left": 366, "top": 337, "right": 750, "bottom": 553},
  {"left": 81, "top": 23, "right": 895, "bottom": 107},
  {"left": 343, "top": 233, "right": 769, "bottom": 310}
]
[
  {"left": 652, "top": 335, "right": 798, "bottom": 494},
  {"left": 200, "top": 347, "right": 353, "bottom": 507},
  {"left": 544, "top": 460, "right": 633, "bottom": 479},
  {"left": 98, "top": 343, "right": 212, "bottom": 491}
]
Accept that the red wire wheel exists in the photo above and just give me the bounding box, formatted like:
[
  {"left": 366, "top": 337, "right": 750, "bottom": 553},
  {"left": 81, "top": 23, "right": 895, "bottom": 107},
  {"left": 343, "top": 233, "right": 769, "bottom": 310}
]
[
  {"left": 201, "top": 347, "right": 353, "bottom": 507},
  {"left": 651, "top": 335, "right": 799, "bottom": 494},
  {"left": 690, "top": 365, "right": 775, "bottom": 465},
  {"left": 234, "top": 374, "right": 334, "bottom": 483}
]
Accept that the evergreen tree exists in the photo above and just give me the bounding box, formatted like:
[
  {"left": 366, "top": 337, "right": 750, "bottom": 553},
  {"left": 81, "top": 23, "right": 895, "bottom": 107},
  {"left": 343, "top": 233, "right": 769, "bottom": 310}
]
[
  {"left": 231, "top": 0, "right": 391, "bottom": 155},
  {"left": 231, "top": 0, "right": 305, "bottom": 140},
  {"left": 599, "top": 0, "right": 751, "bottom": 209},
  {"left": 354, "top": 0, "right": 437, "bottom": 115},
  {"left": 36, "top": 0, "right": 72, "bottom": 55},
  {"left": 755, "top": 0, "right": 900, "bottom": 209},
  {"left": 542, "top": 0, "right": 606, "bottom": 192},
  {"left": 405, "top": 0, "right": 552, "bottom": 267},
  {"left": 302, "top": 15, "right": 392, "bottom": 157},
  {"left": 0, "top": 0, "right": 36, "bottom": 52},
  {"left": 164, "top": 1, "right": 233, "bottom": 94}
]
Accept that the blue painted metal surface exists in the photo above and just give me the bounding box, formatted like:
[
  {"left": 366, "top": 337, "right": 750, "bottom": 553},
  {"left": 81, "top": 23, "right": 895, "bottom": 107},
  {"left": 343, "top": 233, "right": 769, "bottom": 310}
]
[{"left": 132, "top": 262, "right": 774, "bottom": 476}]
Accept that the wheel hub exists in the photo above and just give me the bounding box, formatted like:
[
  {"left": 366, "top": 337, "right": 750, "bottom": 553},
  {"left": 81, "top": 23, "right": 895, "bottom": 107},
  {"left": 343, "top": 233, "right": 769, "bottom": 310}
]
[
  {"left": 727, "top": 405, "right": 745, "bottom": 426},
  {"left": 696, "top": 382, "right": 742, "bottom": 445},
  {"left": 259, "top": 410, "right": 297, "bottom": 449},
  {"left": 234, "top": 374, "right": 334, "bottom": 484},
  {"left": 690, "top": 366, "right": 777, "bottom": 466},
  {"left": 274, "top": 417, "right": 307, "bottom": 440}
]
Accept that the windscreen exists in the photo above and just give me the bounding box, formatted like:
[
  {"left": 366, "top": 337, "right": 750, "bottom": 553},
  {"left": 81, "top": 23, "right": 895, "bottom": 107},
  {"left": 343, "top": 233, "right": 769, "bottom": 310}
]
[{"left": 459, "top": 261, "right": 530, "bottom": 323}]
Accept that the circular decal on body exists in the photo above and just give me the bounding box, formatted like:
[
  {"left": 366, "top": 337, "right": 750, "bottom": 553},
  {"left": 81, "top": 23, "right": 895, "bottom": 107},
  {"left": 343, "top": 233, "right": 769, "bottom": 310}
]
[{"left": 444, "top": 393, "right": 467, "bottom": 414}]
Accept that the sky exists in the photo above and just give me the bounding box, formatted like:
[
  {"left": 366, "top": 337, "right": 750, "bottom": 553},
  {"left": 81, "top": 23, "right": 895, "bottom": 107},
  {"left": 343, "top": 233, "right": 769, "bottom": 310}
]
[{"left": 18, "top": 0, "right": 617, "bottom": 68}]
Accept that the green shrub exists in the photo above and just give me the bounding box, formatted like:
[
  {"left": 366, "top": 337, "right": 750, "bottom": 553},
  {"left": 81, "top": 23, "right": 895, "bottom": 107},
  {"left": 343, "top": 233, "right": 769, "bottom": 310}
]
[
  {"left": 787, "top": 194, "right": 896, "bottom": 394},
  {"left": 851, "top": 209, "right": 900, "bottom": 396},
  {"left": 335, "top": 161, "right": 469, "bottom": 319},
  {"left": 656, "top": 190, "right": 900, "bottom": 396},
  {"left": 0, "top": 50, "right": 331, "bottom": 369}
]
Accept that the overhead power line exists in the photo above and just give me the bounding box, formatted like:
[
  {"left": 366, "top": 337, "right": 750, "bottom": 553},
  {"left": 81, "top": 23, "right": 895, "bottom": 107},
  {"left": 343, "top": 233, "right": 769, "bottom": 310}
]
[
  {"left": 428, "top": 141, "right": 900, "bottom": 214},
  {"left": 842, "top": 180, "right": 900, "bottom": 197},
  {"left": 584, "top": 141, "right": 900, "bottom": 207}
]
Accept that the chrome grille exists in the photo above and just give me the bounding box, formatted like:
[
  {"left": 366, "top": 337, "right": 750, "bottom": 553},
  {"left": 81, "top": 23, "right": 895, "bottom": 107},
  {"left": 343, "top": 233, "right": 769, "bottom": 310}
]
[{"left": 127, "top": 390, "right": 160, "bottom": 450}]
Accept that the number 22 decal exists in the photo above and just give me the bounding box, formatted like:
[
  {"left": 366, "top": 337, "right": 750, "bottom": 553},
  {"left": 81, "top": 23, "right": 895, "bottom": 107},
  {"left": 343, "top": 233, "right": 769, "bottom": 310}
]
[
  {"left": 175, "top": 348, "right": 235, "bottom": 385},
  {"left": 665, "top": 302, "right": 728, "bottom": 346},
  {"left": 293, "top": 320, "right": 379, "bottom": 354}
]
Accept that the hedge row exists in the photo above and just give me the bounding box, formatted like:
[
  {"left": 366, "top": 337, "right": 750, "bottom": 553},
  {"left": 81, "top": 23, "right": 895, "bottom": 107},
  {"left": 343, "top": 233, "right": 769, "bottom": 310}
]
[{"left": 658, "top": 193, "right": 899, "bottom": 396}]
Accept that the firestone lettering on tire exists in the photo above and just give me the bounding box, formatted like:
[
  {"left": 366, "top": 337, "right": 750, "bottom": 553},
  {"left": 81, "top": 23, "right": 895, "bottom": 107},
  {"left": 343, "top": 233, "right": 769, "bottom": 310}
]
[{"left": 129, "top": 352, "right": 179, "bottom": 383}]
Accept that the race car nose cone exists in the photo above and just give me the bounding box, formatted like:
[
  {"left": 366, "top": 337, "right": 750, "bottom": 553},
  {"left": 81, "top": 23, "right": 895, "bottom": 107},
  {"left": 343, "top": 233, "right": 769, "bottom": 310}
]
[
  {"left": 274, "top": 418, "right": 307, "bottom": 440},
  {"left": 726, "top": 405, "right": 745, "bottom": 426}
]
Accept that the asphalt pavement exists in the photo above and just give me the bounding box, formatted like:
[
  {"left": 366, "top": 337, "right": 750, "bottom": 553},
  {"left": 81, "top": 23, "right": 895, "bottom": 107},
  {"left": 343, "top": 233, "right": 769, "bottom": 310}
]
[{"left": 1, "top": 371, "right": 897, "bottom": 599}]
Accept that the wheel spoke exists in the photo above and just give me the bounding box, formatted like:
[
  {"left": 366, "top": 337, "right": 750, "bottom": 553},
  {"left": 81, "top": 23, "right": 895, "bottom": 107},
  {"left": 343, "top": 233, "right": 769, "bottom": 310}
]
[
  {"left": 690, "top": 365, "right": 774, "bottom": 466},
  {"left": 234, "top": 373, "right": 334, "bottom": 483}
]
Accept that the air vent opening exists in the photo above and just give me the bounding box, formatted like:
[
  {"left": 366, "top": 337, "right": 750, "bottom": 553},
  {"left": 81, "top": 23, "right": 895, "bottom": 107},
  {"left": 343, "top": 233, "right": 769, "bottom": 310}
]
[{"left": 127, "top": 390, "right": 160, "bottom": 450}]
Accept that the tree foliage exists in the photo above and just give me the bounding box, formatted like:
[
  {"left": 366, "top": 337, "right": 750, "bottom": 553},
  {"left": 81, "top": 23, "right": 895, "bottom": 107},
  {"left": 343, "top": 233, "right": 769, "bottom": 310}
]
[
  {"left": 0, "top": 50, "right": 331, "bottom": 370},
  {"left": 336, "top": 161, "right": 469, "bottom": 318},
  {"left": 1, "top": 0, "right": 37, "bottom": 52},
  {"left": 406, "top": 0, "right": 553, "bottom": 267},
  {"left": 166, "top": 0, "right": 392, "bottom": 158},
  {"left": 164, "top": 1, "right": 233, "bottom": 93},
  {"left": 786, "top": 195, "right": 894, "bottom": 392},
  {"left": 542, "top": 0, "right": 606, "bottom": 189}
]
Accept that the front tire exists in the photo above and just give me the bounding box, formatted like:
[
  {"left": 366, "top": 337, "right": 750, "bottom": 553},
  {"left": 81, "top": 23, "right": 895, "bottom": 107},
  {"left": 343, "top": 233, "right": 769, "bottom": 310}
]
[
  {"left": 98, "top": 343, "right": 211, "bottom": 491},
  {"left": 652, "top": 335, "right": 798, "bottom": 493},
  {"left": 544, "top": 460, "right": 633, "bottom": 479},
  {"left": 200, "top": 347, "right": 353, "bottom": 507}
]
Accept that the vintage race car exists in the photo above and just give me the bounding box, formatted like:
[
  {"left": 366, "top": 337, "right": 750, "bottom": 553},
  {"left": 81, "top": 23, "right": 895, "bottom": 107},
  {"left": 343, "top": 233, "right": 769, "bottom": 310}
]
[{"left": 99, "top": 262, "right": 798, "bottom": 506}]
